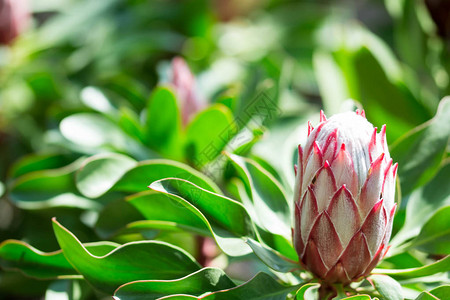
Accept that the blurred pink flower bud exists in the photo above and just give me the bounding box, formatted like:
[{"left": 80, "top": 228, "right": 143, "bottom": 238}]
[
  {"left": 0, "top": 0, "right": 29, "bottom": 45},
  {"left": 293, "top": 110, "right": 397, "bottom": 284},
  {"left": 171, "top": 57, "right": 204, "bottom": 126}
]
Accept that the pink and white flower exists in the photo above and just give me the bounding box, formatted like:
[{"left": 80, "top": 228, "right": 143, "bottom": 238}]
[
  {"left": 293, "top": 110, "right": 397, "bottom": 284},
  {"left": 0, "top": 0, "right": 29, "bottom": 45},
  {"left": 170, "top": 57, "right": 204, "bottom": 126}
]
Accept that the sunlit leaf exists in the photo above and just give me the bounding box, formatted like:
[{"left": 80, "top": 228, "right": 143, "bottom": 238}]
[
  {"left": 370, "top": 274, "right": 402, "bottom": 300},
  {"left": 390, "top": 98, "right": 450, "bottom": 196},
  {"left": 0, "top": 239, "right": 117, "bottom": 279},
  {"left": 246, "top": 238, "right": 298, "bottom": 273},
  {"left": 202, "top": 272, "right": 299, "bottom": 300},
  {"left": 148, "top": 178, "right": 255, "bottom": 256},
  {"left": 52, "top": 219, "right": 200, "bottom": 293},
  {"left": 374, "top": 255, "right": 450, "bottom": 278},
  {"left": 10, "top": 158, "right": 100, "bottom": 210},
  {"left": 113, "top": 159, "right": 221, "bottom": 194},
  {"left": 113, "top": 268, "right": 235, "bottom": 299},
  {"left": 76, "top": 153, "right": 136, "bottom": 198},
  {"left": 295, "top": 283, "right": 320, "bottom": 300},
  {"left": 144, "top": 86, "right": 182, "bottom": 159},
  {"left": 185, "top": 104, "right": 235, "bottom": 167},
  {"left": 409, "top": 205, "right": 450, "bottom": 254},
  {"left": 390, "top": 161, "right": 450, "bottom": 248},
  {"left": 226, "top": 153, "right": 291, "bottom": 238},
  {"left": 414, "top": 285, "right": 450, "bottom": 300}
]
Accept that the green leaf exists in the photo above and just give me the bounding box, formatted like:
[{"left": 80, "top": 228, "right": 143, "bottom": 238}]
[
  {"left": 415, "top": 285, "right": 450, "bottom": 300},
  {"left": 45, "top": 279, "right": 94, "bottom": 300},
  {"left": 127, "top": 191, "right": 209, "bottom": 236},
  {"left": 369, "top": 274, "right": 403, "bottom": 300},
  {"left": 341, "top": 296, "right": 372, "bottom": 300},
  {"left": 113, "top": 267, "right": 236, "bottom": 299},
  {"left": 0, "top": 240, "right": 117, "bottom": 279},
  {"left": 185, "top": 104, "right": 235, "bottom": 167},
  {"left": 118, "top": 106, "right": 145, "bottom": 143},
  {"left": 373, "top": 255, "right": 450, "bottom": 278},
  {"left": 95, "top": 198, "right": 146, "bottom": 239},
  {"left": 256, "top": 227, "right": 299, "bottom": 262},
  {"left": 80, "top": 86, "right": 116, "bottom": 114},
  {"left": 226, "top": 153, "right": 291, "bottom": 238},
  {"left": 314, "top": 22, "right": 430, "bottom": 142},
  {"left": 202, "top": 272, "right": 299, "bottom": 300},
  {"left": 52, "top": 218, "right": 200, "bottom": 294},
  {"left": 0, "top": 240, "right": 76, "bottom": 279},
  {"left": 156, "top": 296, "right": 197, "bottom": 300},
  {"left": 295, "top": 283, "right": 319, "bottom": 300},
  {"left": 313, "top": 50, "right": 350, "bottom": 114},
  {"left": 60, "top": 113, "right": 131, "bottom": 150},
  {"left": 390, "top": 161, "right": 450, "bottom": 248},
  {"left": 113, "top": 159, "right": 221, "bottom": 194},
  {"left": 145, "top": 86, "right": 182, "bottom": 159},
  {"left": 390, "top": 98, "right": 450, "bottom": 196},
  {"left": 9, "top": 153, "right": 77, "bottom": 178},
  {"left": 149, "top": 178, "right": 255, "bottom": 256},
  {"left": 10, "top": 158, "right": 100, "bottom": 210},
  {"left": 246, "top": 238, "right": 298, "bottom": 273},
  {"left": 409, "top": 205, "right": 450, "bottom": 254},
  {"left": 76, "top": 153, "right": 137, "bottom": 198}
]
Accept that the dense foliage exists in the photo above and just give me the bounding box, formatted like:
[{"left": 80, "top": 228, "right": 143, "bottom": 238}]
[{"left": 0, "top": 0, "right": 449, "bottom": 299}]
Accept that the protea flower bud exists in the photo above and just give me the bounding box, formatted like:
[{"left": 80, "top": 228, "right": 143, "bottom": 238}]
[
  {"left": 170, "top": 56, "right": 204, "bottom": 126},
  {"left": 293, "top": 110, "right": 397, "bottom": 284},
  {"left": 0, "top": 0, "right": 29, "bottom": 45}
]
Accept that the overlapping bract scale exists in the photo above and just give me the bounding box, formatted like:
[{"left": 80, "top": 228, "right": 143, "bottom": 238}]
[{"left": 293, "top": 110, "right": 397, "bottom": 284}]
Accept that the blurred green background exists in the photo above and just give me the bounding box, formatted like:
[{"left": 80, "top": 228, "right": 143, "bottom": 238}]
[{"left": 0, "top": 0, "right": 449, "bottom": 299}]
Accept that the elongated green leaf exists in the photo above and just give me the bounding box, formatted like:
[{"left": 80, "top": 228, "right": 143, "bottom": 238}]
[
  {"left": 391, "top": 98, "right": 450, "bottom": 196},
  {"left": 202, "top": 272, "right": 299, "bottom": 300},
  {"left": 10, "top": 153, "right": 77, "bottom": 178},
  {"left": 118, "top": 106, "right": 145, "bottom": 143},
  {"left": 341, "top": 296, "right": 372, "bottom": 300},
  {"left": 145, "top": 86, "right": 182, "bottom": 159},
  {"left": 295, "top": 283, "right": 319, "bottom": 300},
  {"left": 95, "top": 198, "right": 146, "bottom": 239},
  {"left": 0, "top": 240, "right": 75, "bottom": 279},
  {"left": 76, "top": 153, "right": 137, "bottom": 198},
  {"left": 10, "top": 158, "right": 100, "bottom": 210},
  {"left": 313, "top": 50, "right": 350, "bottom": 114},
  {"left": 409, "top": 205, "right": 450, "bottom": 254},
  {"left": 149, "top": 178, "right": 255, "bottom": 256},
  {"left": 373, "top": 255, "right": 450, "bottom": 278},
  {"left": 415, "top": 285, "right": 450, "bottom": 300},
  {"left": 60, "top": 113, "right": 129, "bottom": 150},
  {"left": 80, "top": 86, "right": 116, "bottom": 114},
  {"left": 124, "top": 220, "right": 203, "bottom": 235},
  {"left": 127, "top": 191, "right": 209, "bottom": 236},
  {"left": 246, "top": 238, "right": 298, "bottom": 273},
  {"left": 113, "top": 159, "right": 221, "bottom": 194},
  {"left": 113, "top": 268, "right": 236, "bottom": 299},
  {"left": 256, "top": 227, "right": 298, "bottom": 262},
  {"left": 0, "top": 240, "right": 117, "bottom": 279},
  {"left": 314, "top": 22, "right": 430, "bottom": 142},
  {"left": 226, "top": 153, "right": 291, "bottom": 238},
  {"left": 158, "top": 296, "right": 197, "bottom": 300},
  {"left": 52, "top": 219, "right": 200, "bottom": 294},
  {"left": 391, "top": 161, "right": 450, "bottom": 248},
  {"left": 370, "top": 274, "right": 402, "bottom": 300},
  {"left": 228, "top": 178, "right": 297, "bottom": 260},
  {"left": 185, "top": 104, "right": 235, "bottom": 167}
]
